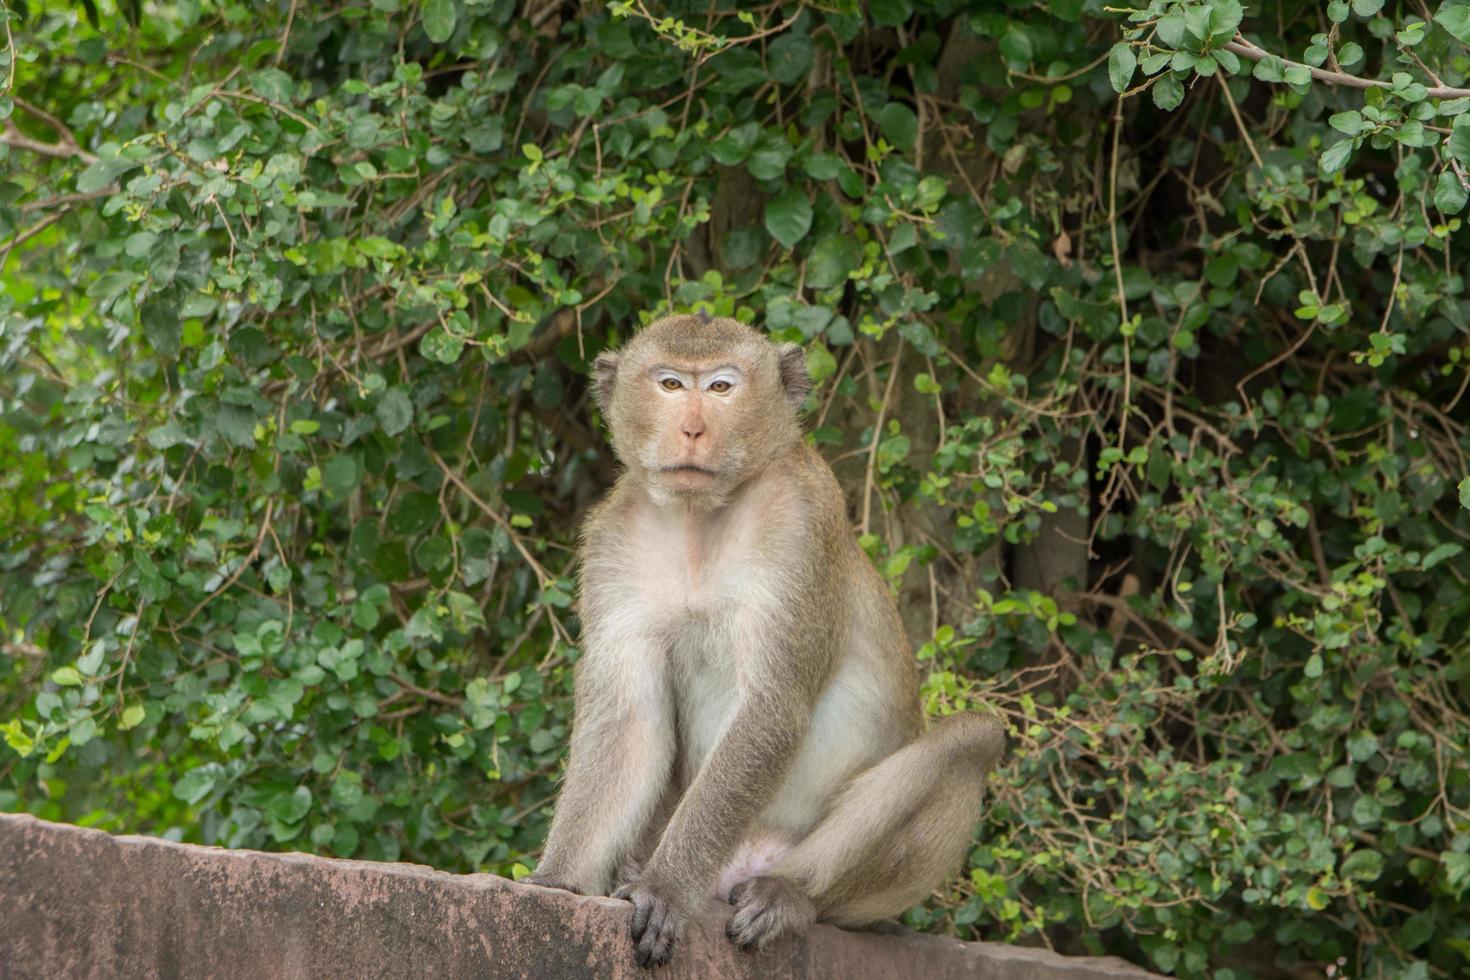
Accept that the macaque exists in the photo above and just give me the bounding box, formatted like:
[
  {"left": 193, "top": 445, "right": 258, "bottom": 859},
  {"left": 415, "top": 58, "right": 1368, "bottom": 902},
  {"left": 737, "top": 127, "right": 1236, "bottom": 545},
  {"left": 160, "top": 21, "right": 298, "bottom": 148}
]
[{"left": 524, "top": 314, "right": 1005, "bottom": 967}]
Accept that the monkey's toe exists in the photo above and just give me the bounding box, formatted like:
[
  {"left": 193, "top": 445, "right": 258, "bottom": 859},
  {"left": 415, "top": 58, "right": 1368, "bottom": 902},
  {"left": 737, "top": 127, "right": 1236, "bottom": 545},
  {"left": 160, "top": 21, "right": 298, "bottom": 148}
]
[{"left": 725, "top": 875, "right": 815, "bottom": 952}]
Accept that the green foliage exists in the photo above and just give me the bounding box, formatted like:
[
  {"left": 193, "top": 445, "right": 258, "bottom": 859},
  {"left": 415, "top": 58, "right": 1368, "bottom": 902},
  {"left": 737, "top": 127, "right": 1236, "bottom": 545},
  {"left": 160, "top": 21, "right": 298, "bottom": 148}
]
[{"left": 2, "top": 0, "right": 1469, "bottom": 976}]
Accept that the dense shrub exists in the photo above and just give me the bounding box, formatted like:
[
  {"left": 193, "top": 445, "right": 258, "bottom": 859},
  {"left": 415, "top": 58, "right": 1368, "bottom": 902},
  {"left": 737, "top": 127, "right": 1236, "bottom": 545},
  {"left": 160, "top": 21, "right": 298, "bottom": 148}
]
[{"left": 3, "top": 0, "right": 1469, "bottom": 975}]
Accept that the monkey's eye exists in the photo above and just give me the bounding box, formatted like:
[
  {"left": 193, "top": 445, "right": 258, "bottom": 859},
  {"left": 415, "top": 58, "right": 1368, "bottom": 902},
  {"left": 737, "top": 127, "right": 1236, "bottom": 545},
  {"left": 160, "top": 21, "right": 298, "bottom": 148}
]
[
  {"left": 659, "top": 377, "right": 684, "bottom": 392},
  {"left": 708, "top": 379, "right": 732, "bottom": 394}
]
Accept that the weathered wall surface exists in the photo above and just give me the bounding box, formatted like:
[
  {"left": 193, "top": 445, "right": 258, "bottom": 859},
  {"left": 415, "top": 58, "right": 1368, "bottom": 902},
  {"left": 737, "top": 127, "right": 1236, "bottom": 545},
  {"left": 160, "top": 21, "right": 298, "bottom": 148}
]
[{"left": 0, "top": 813, "right": 1158, "bottom": 979}]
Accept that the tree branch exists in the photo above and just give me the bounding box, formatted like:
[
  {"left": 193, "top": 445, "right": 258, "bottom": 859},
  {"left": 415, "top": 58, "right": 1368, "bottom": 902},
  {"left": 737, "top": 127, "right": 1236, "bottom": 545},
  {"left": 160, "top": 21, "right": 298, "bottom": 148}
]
[
  {"left": 1225, "top": 35, "right": 1470, "bottom": 100},
  {"left": 1, "top": 124, "right": 98, "bottom": 164}
]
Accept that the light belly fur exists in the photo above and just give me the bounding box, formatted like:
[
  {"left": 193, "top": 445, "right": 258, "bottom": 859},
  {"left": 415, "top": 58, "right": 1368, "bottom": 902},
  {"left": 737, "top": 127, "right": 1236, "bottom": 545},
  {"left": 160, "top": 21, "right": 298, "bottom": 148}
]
[{"left": 670, "top": 616, "right": 901, "bottom": 895}]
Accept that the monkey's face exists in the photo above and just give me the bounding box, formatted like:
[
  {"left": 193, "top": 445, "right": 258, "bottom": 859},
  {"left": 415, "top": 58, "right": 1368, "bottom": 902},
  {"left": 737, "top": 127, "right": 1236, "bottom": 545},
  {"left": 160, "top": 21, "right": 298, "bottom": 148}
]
[
  {"left": 640, "top": 359, "right": 753, "bottom": 497},
  {"left": 593, "top": 316, "right": 809, "bottom": 507}
]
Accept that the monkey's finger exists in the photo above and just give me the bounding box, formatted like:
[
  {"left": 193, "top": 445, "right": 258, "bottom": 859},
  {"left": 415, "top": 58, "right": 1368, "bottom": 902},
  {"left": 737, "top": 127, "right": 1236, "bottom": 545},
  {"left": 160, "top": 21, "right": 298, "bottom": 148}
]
[
  {"left": 610, "top": 882, "right": 633, "bottom": 901},
  {"left": 727, "top": 903, "right": 776, "bottom": 950},
  {"left": 726, "top": 908, "right": 758, "bottom": 948},
  {"left": 643, "top": 899, "right": 668, "bottom": 945},
  {"left": 647, "top": 919, "right": 678, "bottom": 967},
  {"left": 634, "top": 900, "right": 670, "bottom": 967},
  {"left": 629, "top": 893, "right": 654, "bottom": 940},
  {"left": 726, "top": 879, "right": 750, "bottom": 906}
]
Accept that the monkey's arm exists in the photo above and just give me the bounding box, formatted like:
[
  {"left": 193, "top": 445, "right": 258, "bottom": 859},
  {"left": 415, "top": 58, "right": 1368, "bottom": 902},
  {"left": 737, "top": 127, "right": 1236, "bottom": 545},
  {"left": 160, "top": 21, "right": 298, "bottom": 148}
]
[
  {"left": 645, "top": 686, "right": 811, "bottom": 889},
  {"left": 622, "top": 609, "right": 828, "bottom": 965},
  {"left": 528, "top": 619, "right": 674, "bottom": 897}
]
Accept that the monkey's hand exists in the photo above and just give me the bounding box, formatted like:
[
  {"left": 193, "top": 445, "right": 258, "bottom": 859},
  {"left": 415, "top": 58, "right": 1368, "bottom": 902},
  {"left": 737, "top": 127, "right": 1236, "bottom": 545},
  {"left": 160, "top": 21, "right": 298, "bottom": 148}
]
[{"left": 613, "top": 875, "right": 689, "bottom": 968}]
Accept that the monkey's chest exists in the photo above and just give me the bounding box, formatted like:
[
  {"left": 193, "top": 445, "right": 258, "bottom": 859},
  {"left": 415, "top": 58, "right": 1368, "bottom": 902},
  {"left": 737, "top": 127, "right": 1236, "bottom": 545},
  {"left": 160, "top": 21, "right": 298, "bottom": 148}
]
[
  {"left": 665, "top": 607, "right": 743, "bottom": 778},
  {"left": 623, "top": 517, "right": 766, "bottom": 771}
]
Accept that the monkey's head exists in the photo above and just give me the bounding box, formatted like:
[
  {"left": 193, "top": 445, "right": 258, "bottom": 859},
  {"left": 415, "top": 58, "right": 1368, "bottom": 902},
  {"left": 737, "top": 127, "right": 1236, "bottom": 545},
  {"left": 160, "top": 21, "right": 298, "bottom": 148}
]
[{"left": 592, "top": 314, "right": 810, "bottom": 506}]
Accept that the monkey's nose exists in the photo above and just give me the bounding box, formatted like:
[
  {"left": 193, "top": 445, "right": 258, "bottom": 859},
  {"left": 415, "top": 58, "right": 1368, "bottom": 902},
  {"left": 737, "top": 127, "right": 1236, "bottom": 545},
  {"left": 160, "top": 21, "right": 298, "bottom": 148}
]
[{"left": 681, "top": 416, "right": 705, "bottom": 441}]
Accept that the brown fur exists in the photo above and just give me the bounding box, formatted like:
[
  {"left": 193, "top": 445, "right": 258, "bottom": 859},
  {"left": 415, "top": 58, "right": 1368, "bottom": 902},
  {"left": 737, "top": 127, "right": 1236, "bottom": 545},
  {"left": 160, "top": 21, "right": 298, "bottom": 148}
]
[{"left": 525, "top": 315, "right": 1006, "bottom": 966}]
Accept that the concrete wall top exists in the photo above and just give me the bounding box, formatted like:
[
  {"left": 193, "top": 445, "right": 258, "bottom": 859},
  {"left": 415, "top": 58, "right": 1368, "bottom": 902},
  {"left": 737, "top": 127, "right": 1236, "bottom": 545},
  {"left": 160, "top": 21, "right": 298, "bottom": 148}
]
[{"left": 0, "top": 812, "right": 1160, "bottom": 979}]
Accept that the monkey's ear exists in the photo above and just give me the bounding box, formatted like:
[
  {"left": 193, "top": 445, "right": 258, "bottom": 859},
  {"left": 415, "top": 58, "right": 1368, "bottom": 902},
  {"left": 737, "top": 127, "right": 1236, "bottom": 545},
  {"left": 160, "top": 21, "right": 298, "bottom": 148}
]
[
  {"left": 776, "top": 343, "right": 810, "bottom": 409},
  {"left": 592, "top": 351, "right": 619, "bottom": 413}
]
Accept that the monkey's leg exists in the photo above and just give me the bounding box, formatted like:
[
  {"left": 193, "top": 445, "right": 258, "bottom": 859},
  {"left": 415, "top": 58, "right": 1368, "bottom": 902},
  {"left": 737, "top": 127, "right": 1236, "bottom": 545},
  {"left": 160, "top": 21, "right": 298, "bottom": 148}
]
[{"left": 725, "top": 713, "right": 1005, "bottom": 950}]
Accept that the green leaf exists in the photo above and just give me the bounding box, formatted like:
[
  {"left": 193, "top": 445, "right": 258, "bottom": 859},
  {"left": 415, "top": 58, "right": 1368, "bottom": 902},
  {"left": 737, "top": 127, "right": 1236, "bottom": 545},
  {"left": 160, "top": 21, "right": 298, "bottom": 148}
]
[
  {"left": 248, "top": 68, "right": 294, "bottom": 102},
  {"left": 1283, "top": 64, "right": 1312, "bottom": 88},
  {"left": 767, "top": 33, "right": 813, "bottom": 86},
  {"left": 324, "top": 454, "right": 362, "bottom": 493},
  {"left": 1440, "top": 3, "right": 1470, "bottom": 43},
  {"left": 1459, "top": 475, "right": 1470, "bottom": 509},
  {"left": 1320, "top": 139, "right": 1355, "bottom": 173},
  {"left": 51, "top": 666, "right": 83, "bottom": 686},
  {"left": 1340, "top": 848, "right": 1384, "bottom": 882},
  {"left": 446, "top": 591, "right": 488, "bottom": 633},
  {"left": 804, "top": 152, "right": 845, "bottom": 180},
  {"left": 1253, "top": 54, "right": 1287, "bottom": 82},
  {"left": 87, "top": 271, "right": 137, "bottom": 307},
  {"left": 77, "top": 642, "right": 105, "bottom": 675},
  {"left": 148, "top": 232, "right": 180, "bottom": 287},
  {"left": 709, "top": 123, "right": 760, "bottom": 166},
  {"left": 806, "top": 343, "right": 837, "bottom": 384},
  {"left": 1450, "top": 115, "right": 1470, "bottom": 166},
  {"left": 1400, "top": 910, "right": 1436, "bottom": 951},
  {"left": 76, "top": 156, "right": 138, "bottom": 194},
  {"left": 764, "top": 188, "right": 813, "bottom": 249},
  {"left": 420, "top": 328, "right": 465, "bottom": 364},
  {"left": 878, "top": 103, "right": 918, "bottom": 150},
  {"left": 1156, "top": 14, "right": 1186, "bottom": 48},
  {"left": 805, "top": 235, "right": 862, "bottom": 290},
  {"left": 1435, "top": 171, "right": 1468, "bottom": 214},
  {"left": 119, "top": 705, "right": 146, "bottom": 729},
  {"left": 1108, "top": 43, "right": 1136, "bottom": 94},
  {"left": 422, "top": 0, "right": 457, "bottom": 43},
  {"left": 212, "top": 403, "right": 257, "bottom": 449},
  {"left": 746, "top": 137, "right": 793, "bottom": 181},
  {"left": 140, "top": 296, "right": 181, "bottom": 359},
  {"left": 1346, "top": 730, "right": 1379, "bottom": 762},
  {"left": 1446, "top": 852, "right": 1470, "bottom": 897},
  {"left": 1152, "top": 73, "right": 1184, "bottom": 111},
  {"left": 999, "top": 27, "right": 1033, "bottom": 69},
  {"left": 267, "top": 786, "right": 313, "bottom": 824},
  {"left": 173, "top": 764, "right": 222, "bottom": 805},
  {"left": 869, "top": 0, "right": 912, "bottom": 27},
  {"left": 1208, "top": 0, "right": 1244, "bottom": 41},
  {"left": 376, "top": 387, "right": 414, "bottom": 436},
  {"left": 389, "top": 492, "right": 440, "bottom": 535}
]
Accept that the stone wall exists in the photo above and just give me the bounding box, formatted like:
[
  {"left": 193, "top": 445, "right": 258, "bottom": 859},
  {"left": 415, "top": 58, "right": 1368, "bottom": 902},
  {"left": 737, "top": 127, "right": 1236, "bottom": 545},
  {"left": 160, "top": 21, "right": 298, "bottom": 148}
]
[{"left": 0, "top": 813, "right": 1159, "bottom": 979}]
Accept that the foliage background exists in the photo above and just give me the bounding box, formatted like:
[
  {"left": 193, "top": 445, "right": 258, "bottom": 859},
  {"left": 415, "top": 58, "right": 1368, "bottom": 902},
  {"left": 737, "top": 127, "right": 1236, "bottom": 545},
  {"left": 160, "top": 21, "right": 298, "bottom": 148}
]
[{"left": 3, "top": 0, "right": 1470, "bottom": 976}]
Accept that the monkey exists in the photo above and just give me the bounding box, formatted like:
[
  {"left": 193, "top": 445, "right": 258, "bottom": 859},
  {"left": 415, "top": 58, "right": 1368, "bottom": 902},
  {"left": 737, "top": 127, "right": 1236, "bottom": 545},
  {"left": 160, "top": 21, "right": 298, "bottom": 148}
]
[{"left": 523, "top": 314, "right": 1006, "bottom": 967}]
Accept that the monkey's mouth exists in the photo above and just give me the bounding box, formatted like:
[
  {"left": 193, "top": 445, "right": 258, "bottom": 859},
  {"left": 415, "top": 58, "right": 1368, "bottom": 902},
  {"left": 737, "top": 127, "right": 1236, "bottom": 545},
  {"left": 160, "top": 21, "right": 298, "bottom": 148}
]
[{"left": 660, "top": 465, "right": 717, "bottom": 477}]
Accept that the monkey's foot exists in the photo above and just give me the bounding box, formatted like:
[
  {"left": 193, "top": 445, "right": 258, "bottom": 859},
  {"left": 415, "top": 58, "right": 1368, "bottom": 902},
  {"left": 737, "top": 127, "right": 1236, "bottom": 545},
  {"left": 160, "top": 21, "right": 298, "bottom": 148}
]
[
  {"left": 622, "top": 880, "right": 687, "bottom": 968},
  {"left": 725, "top": 875, "right": 815, "bottom": 952}
]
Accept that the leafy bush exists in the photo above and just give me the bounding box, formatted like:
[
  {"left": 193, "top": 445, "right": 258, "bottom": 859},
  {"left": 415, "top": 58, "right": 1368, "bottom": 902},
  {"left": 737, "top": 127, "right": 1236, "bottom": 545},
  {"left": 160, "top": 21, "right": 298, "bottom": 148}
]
[{"left": 2, "top": 0, "right": 1469, "bottom": 976}]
